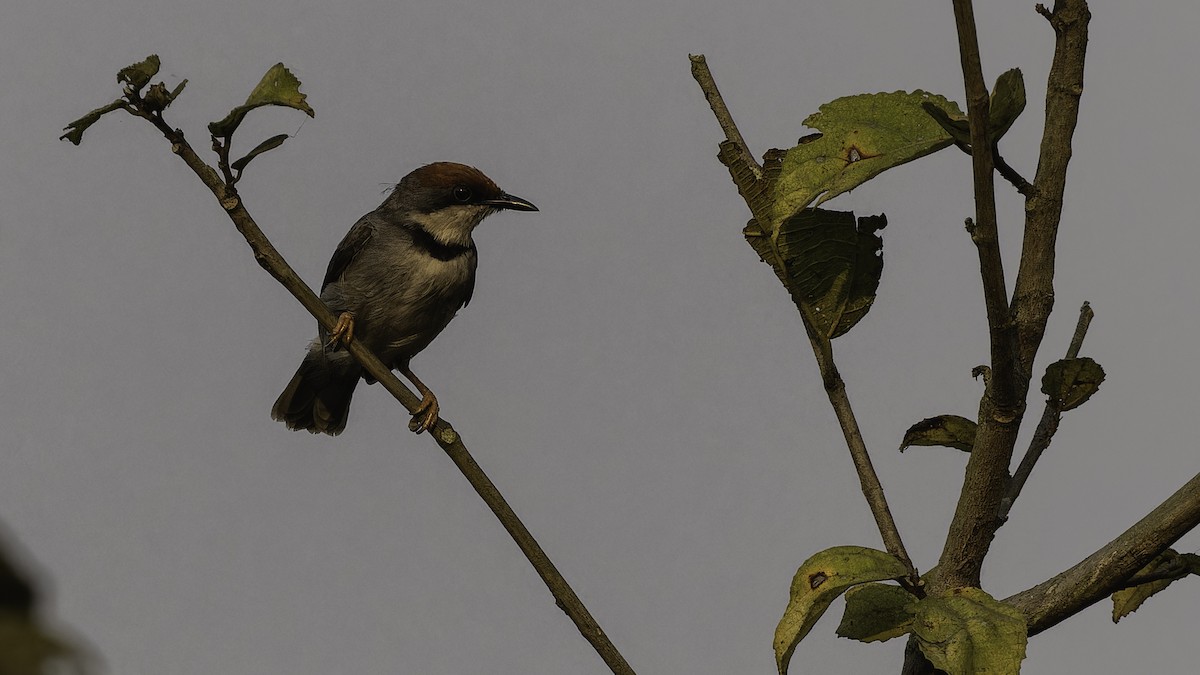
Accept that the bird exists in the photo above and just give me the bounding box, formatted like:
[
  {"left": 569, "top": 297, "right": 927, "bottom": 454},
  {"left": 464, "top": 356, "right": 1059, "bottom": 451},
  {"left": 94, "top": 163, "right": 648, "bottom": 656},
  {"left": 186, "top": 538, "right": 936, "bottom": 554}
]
[{"left": 271, "top": 162, "right": 538, "bottom": 435}]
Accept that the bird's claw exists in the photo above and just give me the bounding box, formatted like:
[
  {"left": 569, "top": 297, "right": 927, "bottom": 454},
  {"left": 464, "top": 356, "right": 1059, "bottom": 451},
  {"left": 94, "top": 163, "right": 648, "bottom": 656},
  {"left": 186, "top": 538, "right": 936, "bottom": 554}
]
[
  {"left": 408, "top": 393, "right": 440, "bottom": 434},
  {"left": 326, "top": 312, "right": 355, "bottom": 349}
]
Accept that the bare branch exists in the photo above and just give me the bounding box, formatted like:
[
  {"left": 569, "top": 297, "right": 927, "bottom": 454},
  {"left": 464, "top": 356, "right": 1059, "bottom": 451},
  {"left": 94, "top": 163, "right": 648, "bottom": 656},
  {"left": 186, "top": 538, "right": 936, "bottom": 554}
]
[
  {"left": 1012, "top": 0, "right": 1091, "bottom": 379},
  {"left": 689, "top": 54, "right": 760, "bottom": 178},
  {"left": 993, "top": 148, "right": 1034, "bottom": 197},
  {"left": 1005, "top": 471, "right": 1200, "bottom": 636},
  {"left": 812, "top": 335, "right": 919, "bottom": 588}
]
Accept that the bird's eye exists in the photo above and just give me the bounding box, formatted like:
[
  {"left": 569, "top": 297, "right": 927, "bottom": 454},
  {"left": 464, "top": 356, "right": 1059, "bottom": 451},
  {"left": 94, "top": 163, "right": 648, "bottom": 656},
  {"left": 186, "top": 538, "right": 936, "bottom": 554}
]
[{"left": 452, "top": 186, "right": 473, "bottom": 203}]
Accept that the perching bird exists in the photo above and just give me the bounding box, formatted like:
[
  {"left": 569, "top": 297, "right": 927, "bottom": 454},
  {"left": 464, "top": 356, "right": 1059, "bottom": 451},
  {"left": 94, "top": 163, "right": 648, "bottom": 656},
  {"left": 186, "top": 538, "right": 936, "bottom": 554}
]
[{"left": 272, "top": 162, "right": 538, "bottom": 435}]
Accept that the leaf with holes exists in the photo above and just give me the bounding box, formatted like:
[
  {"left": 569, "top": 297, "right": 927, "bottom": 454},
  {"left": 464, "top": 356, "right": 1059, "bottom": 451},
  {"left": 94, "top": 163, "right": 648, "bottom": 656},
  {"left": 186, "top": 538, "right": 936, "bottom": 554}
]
[
  {"left": 1041, "top": 357, "right": 1105, "bottom": 411},
  {"left": 752, "top": 209, "right": 887, "bottom": 340},
  {"left": 775, "top": 546, "right": 908, "bottom": 675},
  {"left": 900, "top": 415, "right": 978, "bottom": 453},
  {"left": 912, "top": 587, "right": 1028, "bottom": 675},
  {"left": 770, "top": 90, "right": 960, "bottom": 224},
  {"left": 209, "top": 63, "right": 315, "bottom": 137}
]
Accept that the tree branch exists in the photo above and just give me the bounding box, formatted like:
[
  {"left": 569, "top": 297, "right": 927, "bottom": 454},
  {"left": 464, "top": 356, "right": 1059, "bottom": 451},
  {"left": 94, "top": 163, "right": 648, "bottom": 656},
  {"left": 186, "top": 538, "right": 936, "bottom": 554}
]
[
  {"left": 999, "top": 302, "right": 1093, "bottom": 522},
  {"left": 931, "top": 0, "right": 1024, "bottom": 594},
  {"left": 1012, "top": 0, "right": 1090, "bottom": 379},
  {"left": 116, "top": 105, "right": 635, "bottom": 675},
  {"left": 689, "top": 54, "right": 760, "bottom": 179},
  {"left": 1005, "top": 470, "right": 1200, "bottom": 636},
  {"left": 814, "top": 338, "right": 919, "bottom": 588},
  {"left": 993, "top": 148, "right": 1034, "bottom": 197},
  {"left": 690, "top": 56, "right": 917, "bottom": 588}
]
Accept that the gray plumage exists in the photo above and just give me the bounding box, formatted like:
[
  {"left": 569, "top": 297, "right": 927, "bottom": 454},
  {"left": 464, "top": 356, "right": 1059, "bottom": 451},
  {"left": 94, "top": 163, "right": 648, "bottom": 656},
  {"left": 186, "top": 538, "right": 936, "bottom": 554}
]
[{"left": 272, "top": 162, "right": 537, "bottom": 435}]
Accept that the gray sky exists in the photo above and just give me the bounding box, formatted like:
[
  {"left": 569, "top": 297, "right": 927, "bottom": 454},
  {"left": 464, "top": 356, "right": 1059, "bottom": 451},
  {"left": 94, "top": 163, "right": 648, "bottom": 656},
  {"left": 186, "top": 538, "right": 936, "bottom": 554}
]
[{"left": 4, "top": 0, "right": 1199, "bottom": 672}]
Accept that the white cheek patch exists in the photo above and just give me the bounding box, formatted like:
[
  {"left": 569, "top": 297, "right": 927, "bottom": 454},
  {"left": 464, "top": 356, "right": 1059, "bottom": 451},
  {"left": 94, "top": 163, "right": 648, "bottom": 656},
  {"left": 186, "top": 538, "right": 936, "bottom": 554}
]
[{"left": 411, "top": 205, "right": 493, "bottom": 248}]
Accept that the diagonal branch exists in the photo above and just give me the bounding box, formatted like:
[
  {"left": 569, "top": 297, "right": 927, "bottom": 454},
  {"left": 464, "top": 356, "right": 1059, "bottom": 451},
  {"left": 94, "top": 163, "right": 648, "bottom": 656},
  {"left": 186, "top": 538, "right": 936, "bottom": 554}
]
[
  {"left": 998, "top": 302, "right": 1093, "bottom": 522},
  {"left": 993, "top": 148, "right": 1034, "bottom": 197},
  {"left": 119, "top": 106, "right": 636, "bottom": 675},
  {"left": 690, "top": 55, "right": 917, "bottom": 588},
  {"left": 689, "top": 54, "right": 760, "bottom": 179},
  {"left": 1005, "top": 470, "right": 1200, "bottom": 635},
  {"left": 811, "top": 335, "right": 919, "bottom": 587}
]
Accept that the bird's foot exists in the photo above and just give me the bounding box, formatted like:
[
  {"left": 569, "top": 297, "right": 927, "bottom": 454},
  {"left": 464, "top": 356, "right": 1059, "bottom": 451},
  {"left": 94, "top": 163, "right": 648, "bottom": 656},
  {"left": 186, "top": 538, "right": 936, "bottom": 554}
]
[
  {"left": 325, "top": 312, "right": 355, "bottom": 349},
  {"left": 408, "top": 392, "right": 440, "bottom": 434}
]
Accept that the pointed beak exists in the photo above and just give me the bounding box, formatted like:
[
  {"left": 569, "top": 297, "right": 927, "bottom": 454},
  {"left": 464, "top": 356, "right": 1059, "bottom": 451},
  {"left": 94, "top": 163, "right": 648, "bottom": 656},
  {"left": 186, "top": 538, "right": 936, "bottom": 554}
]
[{"left": 483, "top": 192, "right": 539, "bottom": 212}]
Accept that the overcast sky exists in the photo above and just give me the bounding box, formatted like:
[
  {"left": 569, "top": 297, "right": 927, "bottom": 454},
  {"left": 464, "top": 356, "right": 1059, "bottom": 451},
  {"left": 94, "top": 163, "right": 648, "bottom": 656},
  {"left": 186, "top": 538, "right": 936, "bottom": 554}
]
[{"left": 3, "top": 1, "right": 1198, "bottom": 673}]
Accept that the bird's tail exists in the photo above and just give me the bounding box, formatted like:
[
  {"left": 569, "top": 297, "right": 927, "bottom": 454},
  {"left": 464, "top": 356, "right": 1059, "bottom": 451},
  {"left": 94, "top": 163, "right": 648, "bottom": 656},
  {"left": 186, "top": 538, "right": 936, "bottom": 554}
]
[{"left": 271, "top": 353, "right": 361, "bottom": 436}]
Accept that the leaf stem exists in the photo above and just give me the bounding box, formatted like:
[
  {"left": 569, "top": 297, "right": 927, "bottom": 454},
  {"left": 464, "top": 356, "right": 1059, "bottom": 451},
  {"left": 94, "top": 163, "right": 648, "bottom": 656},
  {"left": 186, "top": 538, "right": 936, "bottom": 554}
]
[
  {"left": 993, "top": 146, "right": 1034, "bottom": 197},
  {"left": 688, "top": 54, "right": 760, "bottom": 178}
]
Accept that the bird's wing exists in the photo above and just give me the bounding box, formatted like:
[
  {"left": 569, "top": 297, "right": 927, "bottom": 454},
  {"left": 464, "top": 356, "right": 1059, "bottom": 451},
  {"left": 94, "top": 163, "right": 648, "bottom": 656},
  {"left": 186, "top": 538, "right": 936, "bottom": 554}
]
[
  {"left": 321, "top": 219, "right": 375, "bottom": 292},
  {"left": 462, "top": 246, "right": 478, "bottom": 307}
]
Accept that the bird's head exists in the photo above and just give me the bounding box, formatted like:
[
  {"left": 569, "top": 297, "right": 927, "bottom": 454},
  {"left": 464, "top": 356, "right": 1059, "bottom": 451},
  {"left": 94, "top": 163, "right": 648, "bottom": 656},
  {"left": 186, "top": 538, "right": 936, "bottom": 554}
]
[{"left": 383, "top": 162, "right": 538, "bottom": 248}]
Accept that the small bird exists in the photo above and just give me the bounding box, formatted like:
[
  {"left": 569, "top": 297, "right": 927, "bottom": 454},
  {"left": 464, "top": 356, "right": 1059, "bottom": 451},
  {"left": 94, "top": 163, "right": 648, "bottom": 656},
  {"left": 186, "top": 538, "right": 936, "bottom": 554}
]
[{"left": 272, "top": 162, "right": 538, "bottom": 435}]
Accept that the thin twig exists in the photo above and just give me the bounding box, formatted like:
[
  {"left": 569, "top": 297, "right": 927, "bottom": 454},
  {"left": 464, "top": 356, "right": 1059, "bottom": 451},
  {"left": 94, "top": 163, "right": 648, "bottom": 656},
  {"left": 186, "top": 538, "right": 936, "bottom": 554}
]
[
  {"left": 688, "top": 54, "right": 760, "bottom": 178},
  {"left": 998, "top": 302, "right": 1093, "bottom": 522},
  {"left": 812, "top": 337, "right": 920, "bottom": 589},
  {"left": 121, "top": 104, "right": 636, "bottom": 675},
  {"left": 993, "top": 147, "right": 1034, "bottom": 197},
  {"left": 951, "top": 0, "right": 1017, "bottom": 412},
  {"left": 947, "top": 139, "right": 1033, "bottom": 198},
  {"left": 689, "top": 55, "right": 917, "bottom": 589}
]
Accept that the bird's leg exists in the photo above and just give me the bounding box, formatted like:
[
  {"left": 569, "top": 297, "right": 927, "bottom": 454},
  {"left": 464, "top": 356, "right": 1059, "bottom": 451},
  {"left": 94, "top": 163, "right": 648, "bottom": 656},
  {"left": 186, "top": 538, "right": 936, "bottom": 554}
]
[
  {"left": 399, "top": 363, "right": 439, "bottom": 434},
  {"left": 325, "top": 312, "right": 355, "bottom": 349}
]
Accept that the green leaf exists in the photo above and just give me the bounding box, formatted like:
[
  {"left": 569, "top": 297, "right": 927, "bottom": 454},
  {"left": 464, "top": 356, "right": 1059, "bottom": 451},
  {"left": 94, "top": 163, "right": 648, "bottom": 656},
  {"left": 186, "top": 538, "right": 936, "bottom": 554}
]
[
  {"left": 912, "top": 587, "right": 1028, "bottom": 675},
  {"left": 1041, "top": 357, "right": 1105, "bottom": 411},
  {"left": 771, "top": 90, "right": 961, "bottom": 223},
  {"left": 1112, "top": 550, "right": 1199, "bottom": 623},
  {"left": 231, "top": 134, "right": 290, "bottom": 173},
  {"left": 988, "top": 69, "right": 1026, "bottom": 143},
  {"left": 60, "top": 100, "right": 126, "bottom": 145},
  {"left": 117, "top": 54, "right": 160, "bottom": 92},
  {"left": 922, "top": 69, "right": 1025, "bottom": 147},
  {"left": 837, "top": 583, "right": 916, "bottom": 643},
  {"left": 900, "top": 415, "right": 978, "bottom": 453},
  {"left": 745, "top": 208, "right": 887, "bottom": 341},
  {"left": 775, "top": 546, "right": 908, "bottom": 675},
  {"left": 208, "top": 63, "right": 315, "bottom": 137}
]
